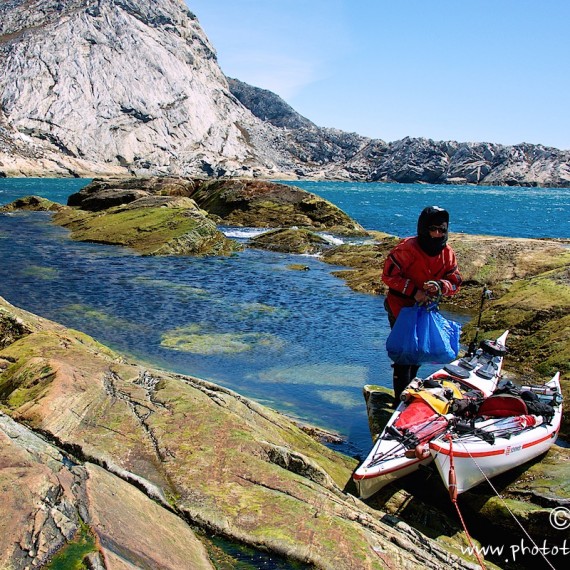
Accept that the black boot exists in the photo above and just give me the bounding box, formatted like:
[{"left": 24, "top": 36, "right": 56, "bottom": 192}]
[{"left": 392, "top": 364, "right": 412, "bottom": 405}]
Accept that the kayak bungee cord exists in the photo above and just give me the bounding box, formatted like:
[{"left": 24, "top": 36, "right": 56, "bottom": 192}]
[{"left": 369, "top": 415, "right": 449, "bottom": 467}]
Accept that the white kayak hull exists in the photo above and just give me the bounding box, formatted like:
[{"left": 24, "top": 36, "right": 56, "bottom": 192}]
[
  {"left": 354, "top": 452, "right": 432, "bottom": 499},
  {"left": 353, "top": 332, "right": 509, "bottom": 499},
  {"left": 429, "top": 373, "right": 562, "bottom": 494}
]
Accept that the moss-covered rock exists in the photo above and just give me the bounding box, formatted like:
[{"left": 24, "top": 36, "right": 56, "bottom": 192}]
[
  {"left": 188, "top": 178, "right": 368, "bottom": 235},
  {"left": 66, "top": 176, "right": 368, "bottom": 236},
  {"left": 53, "top": 197, "right": 241, "bottom": 256},
  {"left": 0, "top": 195, "right": 66, "bottom": 212},
  {"left": 321, "top": 235, "right": 570, "bottom": 308},
  {"left": 250, "top": 227, "right": 333, "bottom": 254}
]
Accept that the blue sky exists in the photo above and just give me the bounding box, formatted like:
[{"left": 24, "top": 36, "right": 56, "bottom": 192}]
[{"left": 186, "top": 1, "right": 570, "bottom": 150}]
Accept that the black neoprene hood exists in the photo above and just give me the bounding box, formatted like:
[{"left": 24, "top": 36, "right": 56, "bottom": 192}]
[
  {"left": 417, "top": 206, "right": 449, "bottom": 235},
  {"left": 417, "top": 206, "right": 449, "bottom": 255}
]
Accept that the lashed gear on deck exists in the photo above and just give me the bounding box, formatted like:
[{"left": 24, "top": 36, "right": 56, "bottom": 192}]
[
  {"left": 450, "top": 394, "right": 484, "bottom": 418},
  {"left": 401, "top": 378, "right": 463, "bottom": 415},
  {"left": 494, "top": 382, "right": 557, "bottom": 421},
  {"left": 391, "top": 398, "right": 449, "bottom": 449}
]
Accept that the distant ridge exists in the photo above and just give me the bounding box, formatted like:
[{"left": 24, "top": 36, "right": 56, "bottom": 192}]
[
  {"left": 1, "top": 0, "right": 569, "bottom": 186},
  {"left": 227, "top": 77, "right": 315, "bottom": 130}
]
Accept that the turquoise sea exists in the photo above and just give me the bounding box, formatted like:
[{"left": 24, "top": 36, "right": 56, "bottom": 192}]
[{"left": 0, "top": 178, "right": 569, "bottom": 459}]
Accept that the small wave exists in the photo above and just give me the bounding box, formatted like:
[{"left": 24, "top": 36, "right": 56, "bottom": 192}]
[
  {"left": 221, "top": 227, "right": 271, "bottom": 239},
  {"left": 317, "top": 233, "right": 344, "bottom": 246}
]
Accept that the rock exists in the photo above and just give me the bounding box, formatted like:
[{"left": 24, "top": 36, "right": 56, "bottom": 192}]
[
  {"left": 82, "top": 463, "right": 215, "bottom": 570},
  {"left": 50, "top": 175, "right": 369, "bottom": 254},
  {"left": 0, "top": 413, "right": 215, "bottom": 570},
  {"left": 69, "top": 177, "right": 367, "bottom": 236},
  {"left": 68, "top": 188, "right": 151, "bottom": 212},
  {"left": 249, "top": 228, "right": 332, "bottom": 254},
  {"left": 287, "top": 264, "right": 311, "bottom": 271},
  {"left": 0, "top": 294, "right": 480, "bottom": 569},
  {"left": 0, "top": 306, "right": 33, "bottom": 349},
  {"left": 0, "top": 0, "right": 275, "bottom": 179},
  {"left": 227, "top": 77, "right": 316, "bottom": 130},
  {"left": 67, "top": 177, "right": 198, "bottom": 210},
  {"left": 188, "top": 178, "right": 368, "bottom": 234},
  {"left": 0, "top": 195, "right": 66, "bottom": 212},
  {"left": 0, "top": 177, "right": 236, "bottom": 257},
  {"left": 52, "top": 198, "right": 240, "bottom": 256},
  {"left": 362, "top": 384, "right": 395, "bottom": 441}
]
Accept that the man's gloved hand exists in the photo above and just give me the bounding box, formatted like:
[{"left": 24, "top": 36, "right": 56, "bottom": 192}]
[
  {"left": 424, "top": 281, "right": 440, "bottom": 296},
  {"left": 414, "top": 281, "right": 442, "bottom": 304},
  {"left": 414, "top": 289, "right": 430, "bottom": 304}
]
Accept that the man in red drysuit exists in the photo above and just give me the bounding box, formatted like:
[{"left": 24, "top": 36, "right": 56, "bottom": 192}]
[{"left": 382, "top": 206, "right": 462, "bottom": 403}]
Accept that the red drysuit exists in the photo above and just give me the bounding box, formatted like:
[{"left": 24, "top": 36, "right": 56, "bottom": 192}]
[{"left": 382, "top": 236, "right": 462, "bottom": 319}]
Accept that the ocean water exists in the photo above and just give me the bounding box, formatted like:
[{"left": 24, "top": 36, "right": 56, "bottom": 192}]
[
  {"left": 0, "top": 178, "right": 568, "bottom": 459},
  {"left": 281, "top": 180, "right": 570, "bottom": 239}
]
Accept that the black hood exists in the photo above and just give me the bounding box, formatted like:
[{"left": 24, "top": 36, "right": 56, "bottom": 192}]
[{"left": 417, "top": 206, "right": 449, "bottom": 256}]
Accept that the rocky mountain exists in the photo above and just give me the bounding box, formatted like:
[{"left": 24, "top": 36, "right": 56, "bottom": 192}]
[
  {"left": 1, "top": 0, "right": 569, "bottom": 186},
  {"left": 228, "top": 79, "right": 570, "bottom": 187}
]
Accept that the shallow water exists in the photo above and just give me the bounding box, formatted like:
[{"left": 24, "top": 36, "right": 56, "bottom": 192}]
[{"left": 0, "top": 209, "right": 397, "bottom": 455}]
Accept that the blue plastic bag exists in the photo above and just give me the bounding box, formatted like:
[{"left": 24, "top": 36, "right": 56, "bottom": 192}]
[{"left": 386, "top": 304, "right": 461, "bottom": 364}]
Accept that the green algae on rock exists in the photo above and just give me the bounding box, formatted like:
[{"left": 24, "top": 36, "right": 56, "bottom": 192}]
[
  {"left": 187, "top": 178, "right": 369, "bottom": 235},
  {"left": 249, "top": 227, "right": 333, "bottom": 254},
  {"left": 20, "top": 265, "right": 59, "bottom": 280},
  {"left": 59, "top": 304, "right": 140, "bottom": 331},
  {"left": 160, "top": 325, "right": 285, "bottom": 354},
  {"left": 315, "top": 389, "right": 362, "bottom": 409},
  {"left": 0, "top": 195, "right": 66, "bottom": 212},
  {"left": 53, "top": 198, "right": 241, "bottom": 256},
  {"left": 132, "top": 276, "right": 210, "bottom": 298},
  {"left": 66, "top": 176, "right": 369, "bottom": 236}
]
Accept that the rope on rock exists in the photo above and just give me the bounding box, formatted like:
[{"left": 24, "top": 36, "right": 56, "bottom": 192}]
[{"left": 446, "top": 434, "right": 486, "bottom": 570}]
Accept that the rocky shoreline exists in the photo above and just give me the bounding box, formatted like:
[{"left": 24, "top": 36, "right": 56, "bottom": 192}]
[
  {"left": 1, "top": 176, "right": 569, "bottom": 569},
  {"left": 1, "top": 295, "right": 489, "bottom": 570}
]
